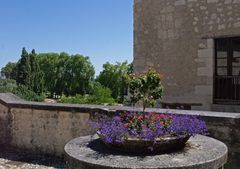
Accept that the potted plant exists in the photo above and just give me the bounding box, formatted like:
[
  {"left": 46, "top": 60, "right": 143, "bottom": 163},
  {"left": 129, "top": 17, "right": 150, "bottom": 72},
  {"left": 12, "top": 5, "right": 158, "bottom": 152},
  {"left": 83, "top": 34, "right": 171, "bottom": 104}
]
[{"left": 90, "top": 69, "right": 208, "bottom": 154}]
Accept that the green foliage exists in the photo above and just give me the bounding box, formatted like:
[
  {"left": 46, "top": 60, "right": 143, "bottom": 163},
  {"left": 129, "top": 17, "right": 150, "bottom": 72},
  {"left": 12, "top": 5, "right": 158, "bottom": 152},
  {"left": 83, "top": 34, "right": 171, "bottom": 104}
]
[
  {"left": 88, "top": 82, "right": 115, "bottom": 104},
  {"left": 29, "top": 49, "right": 45, "bottom": 94},
  {"left": 0, "top": 78, "right": 44, "bottom": 101},
  {"left": 96, "top": 61, "right": 132, "bottom": 103},
  {"left": 1, "top": 48, "right": 133, "bottom": 106},
  {"left": 59, "top": 95, "right": 88, "bottom": 104},
  {"left": 59, "top": 82, "right": 115, "bottom": 105},
  {"left": 16, "top": 47, "right": 31, "bottom": 86},
  {"left": 62, "top": 54, "right": 95, "bottom": 96},
  {"left": 37, "top": 52, "right": 95, "bottom": 97},
  {"left": 13, "top": 84, "right": 45, "bottom": 102},
  {"left": 127, "top": 68, "right": 163, "bottom": 111},
  {"left": 1, "top": 62, "right": 17, "bottom": 79},
  {"left": 37, "top": 52, "right": 61, "bottom": 97},
  {"left": 0, "top": 78, "right": 18, "bottom": 93},
  {"left": 14, "top": 48, "right": 45, "bottom": 95},
  {"left": 2, "top": 48, "right": 95, "bottom": 99}
]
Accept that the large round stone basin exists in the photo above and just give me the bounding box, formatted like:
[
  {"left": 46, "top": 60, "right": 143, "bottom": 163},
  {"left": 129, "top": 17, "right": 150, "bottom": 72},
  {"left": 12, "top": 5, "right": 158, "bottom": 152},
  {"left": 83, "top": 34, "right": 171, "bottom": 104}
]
[{"left": 64, "top": 135, "right": 228, "bottom": 169}]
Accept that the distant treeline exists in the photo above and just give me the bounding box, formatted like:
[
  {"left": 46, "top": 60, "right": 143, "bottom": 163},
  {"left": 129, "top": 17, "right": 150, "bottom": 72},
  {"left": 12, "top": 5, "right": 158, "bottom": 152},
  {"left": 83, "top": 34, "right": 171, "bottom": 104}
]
[{"left": 1, "top": 48, "right": 132, "bottom": 103}]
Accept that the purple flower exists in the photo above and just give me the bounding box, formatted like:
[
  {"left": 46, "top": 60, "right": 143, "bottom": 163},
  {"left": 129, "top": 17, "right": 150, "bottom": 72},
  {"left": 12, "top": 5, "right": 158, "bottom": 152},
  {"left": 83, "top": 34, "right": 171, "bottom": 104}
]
[{"left": 89, "top": 111, "right": 208, "bottom": 146}]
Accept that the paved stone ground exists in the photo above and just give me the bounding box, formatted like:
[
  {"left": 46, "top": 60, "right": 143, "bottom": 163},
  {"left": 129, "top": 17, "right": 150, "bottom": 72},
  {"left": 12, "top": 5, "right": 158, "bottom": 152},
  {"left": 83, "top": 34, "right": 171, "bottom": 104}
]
[{"left": 0, "top": 146, "right": 66, "bottom": 169}]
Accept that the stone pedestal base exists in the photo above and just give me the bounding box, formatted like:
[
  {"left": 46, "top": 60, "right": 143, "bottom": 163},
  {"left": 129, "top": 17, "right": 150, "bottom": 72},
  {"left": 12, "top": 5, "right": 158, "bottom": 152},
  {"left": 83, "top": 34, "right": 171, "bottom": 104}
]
[{"left": 64, "top": 135, "right": 228, "bottom": 169}]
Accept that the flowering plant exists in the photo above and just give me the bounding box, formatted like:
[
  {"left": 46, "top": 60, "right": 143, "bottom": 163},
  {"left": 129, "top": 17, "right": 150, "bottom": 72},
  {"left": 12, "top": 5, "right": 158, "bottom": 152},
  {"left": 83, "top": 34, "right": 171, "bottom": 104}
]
[
  {"left": 90, "top": 69, "right": 208, "bottom": 152},
  {"left": 127, "top": 68, "right": 163, "bottom": 111},
  {"left": 90, "top": 111, "right": 208, "bottom": 144}
]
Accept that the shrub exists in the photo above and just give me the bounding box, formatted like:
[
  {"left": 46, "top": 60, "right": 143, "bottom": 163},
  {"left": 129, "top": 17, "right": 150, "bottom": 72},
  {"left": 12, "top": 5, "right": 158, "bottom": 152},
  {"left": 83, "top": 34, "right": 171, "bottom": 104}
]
[
  {"left": 0, "top": 78, "right": 45, "bottom": 102},
  {"left": 59, "top": 82, "right": 115, "bottom": 105},
  {"left": 88, "top": 82, "right": 115, "bottom": 104},
  {"left": 13, "top": 85, "right": 45, "bottom": 102},
  {"left": 0, "top": 78, "right": 18, "bottom": 93},
  {"left": 60, "top": 95, "right": 89, "bottom": 104}
]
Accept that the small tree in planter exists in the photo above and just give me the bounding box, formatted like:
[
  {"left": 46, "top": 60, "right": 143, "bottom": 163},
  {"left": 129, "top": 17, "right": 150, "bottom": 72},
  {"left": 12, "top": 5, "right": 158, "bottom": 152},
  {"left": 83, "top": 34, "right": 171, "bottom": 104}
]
[{"left": 127, "top": 68, "right": 163, "bottom": 111}]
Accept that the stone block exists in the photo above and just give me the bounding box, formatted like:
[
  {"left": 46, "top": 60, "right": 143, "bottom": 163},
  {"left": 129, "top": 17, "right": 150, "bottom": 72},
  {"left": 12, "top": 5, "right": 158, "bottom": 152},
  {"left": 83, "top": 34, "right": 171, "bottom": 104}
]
[
  {"left": 198, "top": 49, "right": 214, "bottom": 58},
  {"left": 233, "top": 0, "right": 240, "bottom": 3},
  {"left": 224, "top": 0, "right": 232, "bottom": 4},
  {"left": 197, "top": 66, "right": 213, "bottom": 76},
  {"left": 195, "top": 85, "right": 212, "bottom": 95},
  {"left": 207, "top": 0, "right": 219, "bottom": 3},
  {"left": 234, "top": 22, "right": 240, "bottom": 27},
  {"left": 175, "top": 0, "right": 186, "bottom": 6},
  {"left": 207, "top": 125, "right": 233, "bottom": 142},
  {"left": 207, "top": 39, "right": 214, "bottom": 49}
]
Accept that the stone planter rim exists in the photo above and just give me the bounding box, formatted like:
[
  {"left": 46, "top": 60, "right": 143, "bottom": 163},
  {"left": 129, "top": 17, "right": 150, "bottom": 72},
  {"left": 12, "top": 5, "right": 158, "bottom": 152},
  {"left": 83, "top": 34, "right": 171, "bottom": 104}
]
[{"left": 64, "top": 134, "right": 228, "bottom": 169}]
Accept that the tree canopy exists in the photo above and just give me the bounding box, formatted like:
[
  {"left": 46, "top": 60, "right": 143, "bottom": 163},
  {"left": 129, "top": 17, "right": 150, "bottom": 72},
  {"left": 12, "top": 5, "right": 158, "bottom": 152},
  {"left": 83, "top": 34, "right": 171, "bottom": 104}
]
[
  {"left": 96, "top": 61, "right": 133, "bottom": 103},
  {"left": 1, "top": 62, "right": 17, "bottom": 79},
  {"left": 1, "top": 48, "right": 95, "bottom": 98},
  {"left": 1, "top": 47, "right": 133, "bottom": 104}
]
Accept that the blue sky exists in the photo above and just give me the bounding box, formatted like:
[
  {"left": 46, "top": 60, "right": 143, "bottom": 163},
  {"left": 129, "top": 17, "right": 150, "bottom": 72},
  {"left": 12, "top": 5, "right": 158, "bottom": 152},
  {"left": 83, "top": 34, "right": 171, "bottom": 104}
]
[{"left": 0, "top": 0, "right": 133, "bottom": 75}]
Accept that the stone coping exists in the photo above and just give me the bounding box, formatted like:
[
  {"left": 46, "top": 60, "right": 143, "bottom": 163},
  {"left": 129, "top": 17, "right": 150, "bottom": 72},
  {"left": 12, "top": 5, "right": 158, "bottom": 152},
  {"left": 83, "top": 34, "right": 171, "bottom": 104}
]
[
  {"left": 64, "top": 135, "right": 228, "bottom": 169},
  {"left": 0, "top": 93, "right": 240, "bottom": 123}
]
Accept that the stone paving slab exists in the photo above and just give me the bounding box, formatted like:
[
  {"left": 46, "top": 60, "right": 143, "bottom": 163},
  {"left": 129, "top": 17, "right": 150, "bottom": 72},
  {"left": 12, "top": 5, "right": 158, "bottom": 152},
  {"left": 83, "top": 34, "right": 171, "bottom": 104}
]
[{"left": 0, "top": 146, "right": 66, "bottom": 169}]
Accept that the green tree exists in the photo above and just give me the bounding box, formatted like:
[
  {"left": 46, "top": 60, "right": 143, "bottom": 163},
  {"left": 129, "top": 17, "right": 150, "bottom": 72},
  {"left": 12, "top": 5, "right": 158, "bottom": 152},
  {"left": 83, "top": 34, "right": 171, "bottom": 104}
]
[
  {"left": 63, "top": 54, "right": 95, "bottom": 96},
  {"left": 2, "top": 48, "right": 96, "bottom": 99},
  {"left": 29, "top": 49, "right": 44, "bottom": 94},
  {"left": 37, "top": 53, "right": 60, "bottom": 97},
  {"left": 14, "top": 48, "right": 44, "bottom": 95},
  {"left": 55, "top": 52, "right": 69, "bottom": 96},
  {"left": 96, "top": 61, "right": 132, "bottom": 103},
  {"left": 1, "top": 62, "right": 17, "bottom": 79},
  {"left": 37, "top": 52, "right": 95, "bottom": 97},
  {"left": 16, "top": 47, "right": 31, "bottom": 86}
]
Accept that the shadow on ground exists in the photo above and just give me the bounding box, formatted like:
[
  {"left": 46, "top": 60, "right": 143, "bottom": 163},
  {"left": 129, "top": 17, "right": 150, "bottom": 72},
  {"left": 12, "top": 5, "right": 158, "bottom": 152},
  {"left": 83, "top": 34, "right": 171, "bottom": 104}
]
[{"left": 0, "top": 145, "right": 66, "bottom": 169}]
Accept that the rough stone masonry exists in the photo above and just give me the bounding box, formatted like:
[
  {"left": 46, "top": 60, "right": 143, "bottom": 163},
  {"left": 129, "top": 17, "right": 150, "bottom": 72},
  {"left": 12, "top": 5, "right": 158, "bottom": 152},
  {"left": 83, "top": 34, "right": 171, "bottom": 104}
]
[{"left": 134, "top": 0, "right": 240, "bottom": 111}]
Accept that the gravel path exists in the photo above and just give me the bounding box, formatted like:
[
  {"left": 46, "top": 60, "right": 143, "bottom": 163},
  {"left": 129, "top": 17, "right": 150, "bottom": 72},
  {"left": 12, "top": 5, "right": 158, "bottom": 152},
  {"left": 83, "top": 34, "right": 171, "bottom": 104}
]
[{"left": 0, "top": 146, "right": 66, "bottom": 169}]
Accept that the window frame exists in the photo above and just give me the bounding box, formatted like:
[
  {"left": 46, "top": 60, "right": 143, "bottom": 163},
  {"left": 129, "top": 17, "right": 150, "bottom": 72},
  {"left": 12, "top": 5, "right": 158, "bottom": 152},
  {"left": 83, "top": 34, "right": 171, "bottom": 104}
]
[{"left": 214, "top": 37, "right": 240, "bottom": 104}]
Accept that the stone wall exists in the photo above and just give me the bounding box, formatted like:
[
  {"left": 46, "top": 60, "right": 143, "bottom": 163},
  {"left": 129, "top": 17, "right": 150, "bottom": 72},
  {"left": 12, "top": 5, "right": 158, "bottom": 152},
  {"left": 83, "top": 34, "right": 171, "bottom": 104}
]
[
  {"left": 0, "top": 104, "right": 11, "bottom": 145},
  {"left": 10, "top": 108, "right": 90, "bottom": 156},
  {"left": 134, "top": 0, "right": 240, "bottom": 111},
  {"left": 0, "top": 93, "right": 240, "bottom": 168},
  {"left": 193, "top": 109, "right": 240, "bottom": 168},
  {"left": 0, "top": 94, "right": 94, "bottom": 156}
]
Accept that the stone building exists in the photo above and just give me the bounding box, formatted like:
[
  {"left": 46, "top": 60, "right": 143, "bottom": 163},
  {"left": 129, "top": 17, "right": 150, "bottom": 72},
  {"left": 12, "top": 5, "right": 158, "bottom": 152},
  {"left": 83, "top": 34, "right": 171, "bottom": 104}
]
[{"left": 134, "top": 0, "right": 240, "bottom": 112}]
